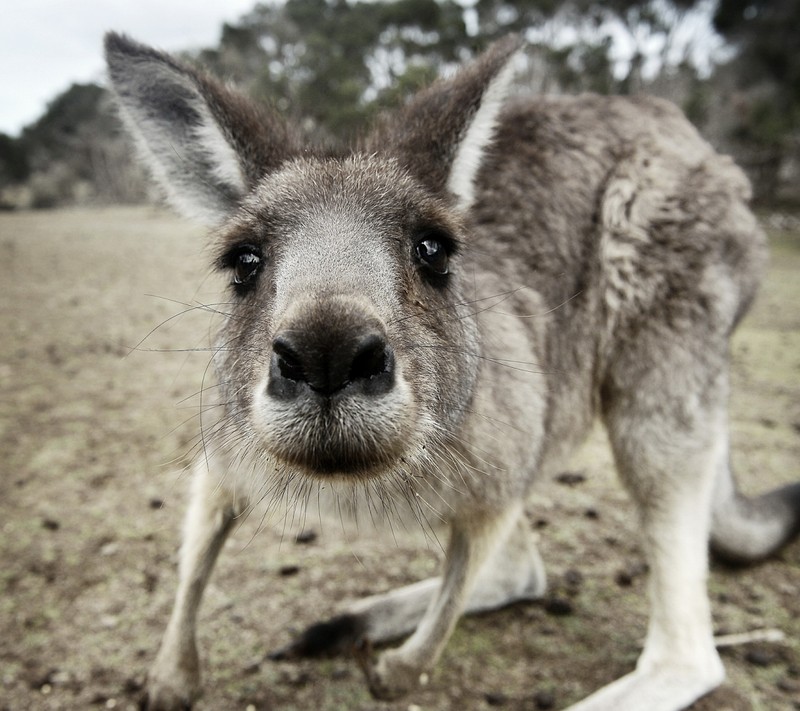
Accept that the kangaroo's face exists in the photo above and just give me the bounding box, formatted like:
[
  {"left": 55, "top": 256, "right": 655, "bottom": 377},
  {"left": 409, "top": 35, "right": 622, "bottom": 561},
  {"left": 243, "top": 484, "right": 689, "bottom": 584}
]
[
  {"left": 105, "top": 32, "right": 521, "bottom": 482},
  {"left": 213, "top": 156, "right": 477, "bottom": 478}
]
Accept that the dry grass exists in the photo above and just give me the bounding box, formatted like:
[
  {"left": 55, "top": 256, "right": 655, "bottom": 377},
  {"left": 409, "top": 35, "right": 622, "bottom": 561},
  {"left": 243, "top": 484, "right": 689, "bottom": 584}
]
[{"left": 1, "top": 207, "right": 798, "bottom": 710}]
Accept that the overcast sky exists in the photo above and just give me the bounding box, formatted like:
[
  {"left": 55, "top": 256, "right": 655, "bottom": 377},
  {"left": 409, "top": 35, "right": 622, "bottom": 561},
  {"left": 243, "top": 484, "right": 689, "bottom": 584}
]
[
  {"left": 1, "top": 0, "right": 728, "bottom": 138},
  {"left": 0, "top": 0, "right": 258, "bottom": 136}
]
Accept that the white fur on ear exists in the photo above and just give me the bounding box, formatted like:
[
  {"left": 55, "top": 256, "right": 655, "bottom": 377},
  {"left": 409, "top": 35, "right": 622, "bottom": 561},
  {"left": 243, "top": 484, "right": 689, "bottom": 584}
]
[
  {"left": 194, "top": 120, "right": 247, "bottom": 199},
  {"left": 116, "top": 92, "right": 246, "bottom": 225},
  {"left": 446, "top": 51, "right": 520, "bottom": 211}
]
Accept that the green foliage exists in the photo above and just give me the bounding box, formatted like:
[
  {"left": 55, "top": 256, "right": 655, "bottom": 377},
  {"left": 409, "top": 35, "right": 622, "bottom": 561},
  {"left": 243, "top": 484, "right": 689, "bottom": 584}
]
[
  {"left": 2, "top": 82, "right": 148, "bottom": 208},
  {"left": 681, "top": 72, "right": 709, "bottom": 127},
  {"left": 200, "top": 0, "right": 471, "bottom": 142},
  {"left": 0, "top": 133, "right": 30, "bottom": 184},
  {"left": 193, "top": 0, "right": 687, "bottom": 141},
  {"left": 1, "top": 84, "right": 110, "bottom": 193},
  {"left": 713, "top": 0, "right": 800, "bottom": 151},
  {"left": 23, "top": 84, "right": 109, "bottom": 150},
  {"left": 21, "top": 84, "right": 118, "bottom": 180},
  {"left": 735, "top": 99, "right": 797, "bottom": 150}
]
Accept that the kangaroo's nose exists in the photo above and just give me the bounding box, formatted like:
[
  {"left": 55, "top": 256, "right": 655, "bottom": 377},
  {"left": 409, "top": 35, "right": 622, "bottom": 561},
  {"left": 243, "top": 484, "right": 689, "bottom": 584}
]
[{"left": 269, "top": 327, "right": 394, "bottom": 399}]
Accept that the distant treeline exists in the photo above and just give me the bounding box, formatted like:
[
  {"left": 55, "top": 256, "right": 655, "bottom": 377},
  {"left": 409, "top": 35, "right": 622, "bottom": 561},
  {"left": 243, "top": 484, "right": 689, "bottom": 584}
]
[{"left": 1, "top": 0, "right": 798, "bottom": 209}]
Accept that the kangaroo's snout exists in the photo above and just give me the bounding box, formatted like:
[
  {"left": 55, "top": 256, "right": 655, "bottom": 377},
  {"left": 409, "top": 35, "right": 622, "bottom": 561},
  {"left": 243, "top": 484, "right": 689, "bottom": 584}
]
[
  {"left": 253, "top": 298, "right": 411, "bottom": 476},
  {"left": 269, "top": 327, "right": 394, "bottom": 399}
]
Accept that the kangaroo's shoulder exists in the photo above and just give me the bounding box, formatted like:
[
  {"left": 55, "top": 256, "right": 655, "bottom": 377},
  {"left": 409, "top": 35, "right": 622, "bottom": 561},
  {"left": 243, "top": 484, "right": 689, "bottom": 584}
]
[
  {"left": 497, "top": 92, "right": 705, "bottom": 148},
  {"left": 478, "top": 92, "right": 762, "bottom": 285}
]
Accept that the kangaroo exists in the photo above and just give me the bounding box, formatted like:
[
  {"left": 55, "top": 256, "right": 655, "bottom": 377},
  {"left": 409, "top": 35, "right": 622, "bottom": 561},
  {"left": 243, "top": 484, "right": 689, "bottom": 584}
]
[{"left": 105, "top": 32, "right": 799, "bottom": 711}]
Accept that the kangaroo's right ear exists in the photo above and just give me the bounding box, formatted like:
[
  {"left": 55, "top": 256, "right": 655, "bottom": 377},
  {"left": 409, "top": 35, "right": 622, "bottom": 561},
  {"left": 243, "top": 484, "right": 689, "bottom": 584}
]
[
  {"left": 104, "top": 32, "right": 300, "bottom": 224},
  {"left": 366, "top": 35, "right": 522, "bottom": 212}
]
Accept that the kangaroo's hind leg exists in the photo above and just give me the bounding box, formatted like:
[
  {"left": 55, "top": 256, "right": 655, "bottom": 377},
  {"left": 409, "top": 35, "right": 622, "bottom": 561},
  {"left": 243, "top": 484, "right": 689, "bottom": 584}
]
[{"left": 569, "top": 340, "right": 732, "bottom": 711}]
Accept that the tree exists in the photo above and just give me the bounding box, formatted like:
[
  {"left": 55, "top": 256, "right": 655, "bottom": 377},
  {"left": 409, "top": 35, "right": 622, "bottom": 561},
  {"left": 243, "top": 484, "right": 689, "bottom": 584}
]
[
  {"left": 22, "top": 84, "right": 111, "bottom": 179},
  {"left": 712, "top": 0, "right": 800, "bottom": 201},
  {"left": 713, "top": 0, "right": 799, "bottom": 146},
  {"left": 193, "top": 0, "right": 470, "bottom": 143},
  {"left": 0, "top": 134, "right": 30, "bottom": 186}
]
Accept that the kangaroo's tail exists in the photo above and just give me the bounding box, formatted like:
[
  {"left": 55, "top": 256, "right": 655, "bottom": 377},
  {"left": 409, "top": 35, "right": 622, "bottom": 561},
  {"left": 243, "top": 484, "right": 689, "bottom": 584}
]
[{"left": 711, "top": 465, "right": 800, "bottom": 564}]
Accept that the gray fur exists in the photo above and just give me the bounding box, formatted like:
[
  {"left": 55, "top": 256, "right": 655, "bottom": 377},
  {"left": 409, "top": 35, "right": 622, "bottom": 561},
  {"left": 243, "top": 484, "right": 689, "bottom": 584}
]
[{"left": 104, "top": 32, "right": 797, "bottom": 711}]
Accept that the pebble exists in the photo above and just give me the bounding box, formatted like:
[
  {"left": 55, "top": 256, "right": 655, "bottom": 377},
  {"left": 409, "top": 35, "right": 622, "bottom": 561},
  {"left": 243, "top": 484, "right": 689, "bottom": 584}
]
[
  {"left": 123, "top": 676, "right": 143, "bottom": 693},
  {"left": 49, "top": 670, "right": 71, "bottom": 685},
  {"left": 745, "top": 648, "right": 776, "bottom": 667},
  {"left": 563, "top": 569, "right": 583, "bottom": 589},
  {"left": 544, "top": 597, "right": 573, "bottom": 616},
  {"left": 485, "top": 690, "right": 508, "bottom": 706},
  {"left": 777, "top": 677, "right": 800, "bottom": 694},
  {"left": 331, "top": 665, "right": 350, "bottom": 680},
  {"left": 295, "top": 530, "right": 317, "bottom": 544},
  {"left": 554, "top": 471, "right": 586, "bottom": 486},
  {"left": 280, "top": 668, "right": 310, "bottom": 687},
  {"left": 100, "top": 615, "right": 119, "bottom": 629},
  {"left": 615, "top": 562, "right": 648, "bottom": 587},
  {"left": 243, "top": 659, "right": 261, "bottom": 675}
]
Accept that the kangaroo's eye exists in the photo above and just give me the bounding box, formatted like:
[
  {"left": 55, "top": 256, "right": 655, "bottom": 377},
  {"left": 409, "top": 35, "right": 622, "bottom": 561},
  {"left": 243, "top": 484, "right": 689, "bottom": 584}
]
[
  {"left": 415, "top": 237, "right": 449, "bottom": 276},
  {"left": 220, "top": 244, "right": 263, "bottom": 293},
  {"left": 233, "top": 251, "right": 261, "bottom": 285}
]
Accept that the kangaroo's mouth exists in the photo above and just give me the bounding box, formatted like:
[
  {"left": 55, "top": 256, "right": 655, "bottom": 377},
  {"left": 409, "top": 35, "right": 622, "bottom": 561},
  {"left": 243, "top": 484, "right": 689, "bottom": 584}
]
[
  {"left": 265, "top": 420, "right": 409, "bottom": 478},
  {"left": 276, "top": 433, "right": 400, "bottom": 476},
  {"left": 252, "top": 367, "right": 416, "bottom": 480}
]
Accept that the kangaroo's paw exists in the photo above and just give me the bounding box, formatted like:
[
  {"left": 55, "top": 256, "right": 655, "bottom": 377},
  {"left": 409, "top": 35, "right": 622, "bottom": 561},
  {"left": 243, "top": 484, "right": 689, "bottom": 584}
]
[
  {"left": 139, "top": 638, "right": 202, "bottom": 711},
  {"left": 358, "top": 643, "right": 427, "bottom": 701},
  {"left": 139, "top": 666, "right": 199, "bottom": 711}
]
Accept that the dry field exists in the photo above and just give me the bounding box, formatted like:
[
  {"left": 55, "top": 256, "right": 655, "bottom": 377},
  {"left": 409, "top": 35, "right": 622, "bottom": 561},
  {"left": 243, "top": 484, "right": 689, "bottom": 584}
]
[{"left": 1, "top": 206, "right": 798, "bottom": 710}]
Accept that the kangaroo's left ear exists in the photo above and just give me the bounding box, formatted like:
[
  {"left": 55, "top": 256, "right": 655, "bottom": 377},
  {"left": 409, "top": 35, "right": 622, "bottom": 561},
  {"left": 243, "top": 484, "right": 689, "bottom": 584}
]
[
  {"left": 104, "top": 32, "right": 303, "bottom": 224},
  {"left": 367, "top": 35, "right": 523, "bottom": 211}
]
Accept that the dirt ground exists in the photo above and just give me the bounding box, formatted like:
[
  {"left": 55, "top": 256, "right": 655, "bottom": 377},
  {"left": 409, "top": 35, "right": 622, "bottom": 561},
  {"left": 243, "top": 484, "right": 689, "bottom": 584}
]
[{"left": 1, "top": 206, "right": 798, "bottom": 711}]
